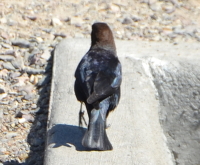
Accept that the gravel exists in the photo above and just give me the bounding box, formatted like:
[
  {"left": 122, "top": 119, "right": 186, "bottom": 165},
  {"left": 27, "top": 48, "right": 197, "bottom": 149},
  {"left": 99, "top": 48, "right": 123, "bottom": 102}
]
[{"left": 0, "top": 0, "right": 200, "bottom": 165}]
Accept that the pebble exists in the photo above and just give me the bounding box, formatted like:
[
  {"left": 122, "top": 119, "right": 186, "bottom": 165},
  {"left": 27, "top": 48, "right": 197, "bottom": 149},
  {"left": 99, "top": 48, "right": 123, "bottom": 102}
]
[
  {"left": 2, "top": 62, "right": 15, "bottom": 70},
  {"left": 1, "top": 32, "right": 9, "bottom": 40},
  {"left": 41, "top": 49, "right": 51, "bottom": 60},
  {"left": 0, "top": 55, "right": 15, "bottom": 62},
  {"left": 54, "top": 32, "right": 67, "bottom": 38},
  {"left": 7, "top": 18, "right": 17, "bottom": 26},
  {"left": 28, "top": 53, "right": 41, "bottom": 65},
  {"left": 6, "top": 132, "right": 18, "bottom": 139},
  {"left": 149, "top": 3, "right": 161, "bottom": 11},
  {"left": 0, "top": 85, "right": 6, "bottom": 94},
  {"left": 122, "top": 17, "right": 133, "bottom": 24},
  {"left": 24, "top": 93, "right": 35, "bottom": 100},
  {"left": 0, "top": 93, "right": 7, "bottom": 101},
  {"left": 11, "top": 56, "right": 24, "bottom": 69},
  {"left": 19, "top": 153, "right": 28, "bottom": 161},
  {"left": 2, "top": 50, "right": 15, "bottom": 56},
  {"left": 27, "top": 15, "right": 37, "bottom": 21},
  {"left": 24, "top": 67, "right": 45, "bottom": 74},
  {"left": 12, "top": 39, "right": 31, "bottom": 48},
  {"left": 29, "top": 75, "right": 35, "bottom": 83},
  {"left": 132, "top": 15, "right": 141, "bottom": 22},
  {"left": 162, "top": 4, "right": 175, "bottom": 14},
  {"left": 9, "top": 72, "right": 21, "bottom": 79},
  {"left": 51, "top": 17, "right": 63, "bottom": 26},
  {"left": 35, "top": 37, "right": 43, "bottom": 43},
  {"left": 31, "top": 104, "right": 37, "bottom": 109},
  {"left": 1, "top": 43, "right": 12, "bottom": 49},
  {"left": 13, "top": 74, "right": 29, "bottom": 87}
]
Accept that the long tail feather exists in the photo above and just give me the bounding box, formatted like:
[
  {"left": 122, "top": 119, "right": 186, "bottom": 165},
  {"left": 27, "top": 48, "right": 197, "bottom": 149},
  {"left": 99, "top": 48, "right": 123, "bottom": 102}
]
[{"left": 82, "top": 108, "right": 113, "bottom": 151}]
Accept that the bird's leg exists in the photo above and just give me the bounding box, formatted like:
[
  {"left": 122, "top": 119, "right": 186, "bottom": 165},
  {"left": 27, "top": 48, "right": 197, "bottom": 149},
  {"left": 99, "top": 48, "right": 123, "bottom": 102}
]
[
  {"left": 79, "top": 103, "right": 83, "bottom": 127},
  {"left": 79, "top": 103, "right": 87, "bottom": 127}
]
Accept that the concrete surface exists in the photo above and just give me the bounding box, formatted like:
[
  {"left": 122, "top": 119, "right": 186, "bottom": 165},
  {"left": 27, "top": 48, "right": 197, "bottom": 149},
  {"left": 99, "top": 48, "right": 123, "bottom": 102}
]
[
  {"left": 44, "top": 38, "right": 200, "bottom": 165},
  {"left": 149, "top": 58, "right": 200, "bottom": 165}
]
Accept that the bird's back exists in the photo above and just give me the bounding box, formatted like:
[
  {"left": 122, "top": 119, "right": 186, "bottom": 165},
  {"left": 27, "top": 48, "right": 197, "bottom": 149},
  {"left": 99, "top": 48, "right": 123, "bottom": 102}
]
[{"left": 75, "top": 48, "right": 121, "bottom": 105}]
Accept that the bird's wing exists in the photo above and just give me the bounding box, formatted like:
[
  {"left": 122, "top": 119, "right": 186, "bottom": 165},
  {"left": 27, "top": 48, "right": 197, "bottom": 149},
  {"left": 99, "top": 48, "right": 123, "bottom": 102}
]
[{"left": 87, "top": 62, "right": 122, "bottom": 104}]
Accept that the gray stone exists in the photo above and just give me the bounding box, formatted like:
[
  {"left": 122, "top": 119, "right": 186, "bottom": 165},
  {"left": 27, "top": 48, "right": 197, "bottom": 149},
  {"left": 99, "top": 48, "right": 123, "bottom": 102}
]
[
  {"left": 24, "top": 94, "right": 35, "bottom": 100},
  {"left": 53, "top": 33, "right": 67, "bottom": 38},
  {"left": 170, "top": 0, "right": 180, "bottom": 7},
  {"left": 41, "top": 49, "right": 51, "bottom": 60},
  {"left": 6, "top": 132, "right": 18, "bottom": 138},
  {"left": 132, "top": 15, "right": 141, "bottom": 22},
  {"left": 1, "top": 43, "right": 12, "bottom": 49},
  {"left": 28, "top": 53, "right": 39, "bottom": 65},
  {"left": 2, "top": 62, "right": 15, "bottom": 70},
  {"left": 11, "top": 55, "right": 24, "bottom": 69},
  {"left": 122, "top": 17, "right": 133, "bottom": 24},
  {"left": 7, "top": 18, "right": 17, "bottom": 26},
  {"left": 0, "top": 85, "right": 5, "bottom": 94},
  {"left": 163, "top": 4, "right": 175, "bottom": 14},
  {"left": 149, "top": 3, "right": 161, "bottom": 11},
  {"left": 3, "top": 50, "right": 15, "bottom": 56},
  {"left": 12, "top": 39, "right": 31, "bottom": 48},
  {"left": 24, "top": 67, "right": 45, "bottom": 74},
  {"left": 0, "top": 101, "right": 8, "bottom": 105},
  {"left": 27, "top": 15, "right": 37, "bottom": 21},
  {"left": 173, "top": 28, "right": 187, "bottom": 36},
  {"left": 31, "top": 104, "right": 37, "bottom": 109},
  {"left": 9, "top": 71, "right": 21, "bottom": 79},
  {"left": 51, "top": 17, "right": 63, "bottom": 26}
]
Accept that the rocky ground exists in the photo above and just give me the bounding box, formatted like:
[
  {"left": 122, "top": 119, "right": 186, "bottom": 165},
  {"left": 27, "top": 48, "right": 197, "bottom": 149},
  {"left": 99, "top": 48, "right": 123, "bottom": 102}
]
[{"left": 0, "top": 0, "right": 200, "bottom": 165}]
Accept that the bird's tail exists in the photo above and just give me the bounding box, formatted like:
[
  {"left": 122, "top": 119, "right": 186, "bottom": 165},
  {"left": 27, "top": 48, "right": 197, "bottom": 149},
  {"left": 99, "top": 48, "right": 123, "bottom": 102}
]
[{"left": 82, "top": 108, "right": 113, "bottom": 151}]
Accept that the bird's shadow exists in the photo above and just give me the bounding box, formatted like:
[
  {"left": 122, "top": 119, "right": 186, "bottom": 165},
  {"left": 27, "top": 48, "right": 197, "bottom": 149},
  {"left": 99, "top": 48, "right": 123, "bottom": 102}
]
[{"left": 47, "top": 124, "right": 88, "bottom": 151}]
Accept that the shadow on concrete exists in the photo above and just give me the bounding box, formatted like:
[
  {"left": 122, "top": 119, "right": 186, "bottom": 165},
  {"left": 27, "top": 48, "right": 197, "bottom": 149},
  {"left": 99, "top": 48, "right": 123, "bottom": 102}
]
[{"left": 47, "top": 124, "right": 87, "bottom": 151}]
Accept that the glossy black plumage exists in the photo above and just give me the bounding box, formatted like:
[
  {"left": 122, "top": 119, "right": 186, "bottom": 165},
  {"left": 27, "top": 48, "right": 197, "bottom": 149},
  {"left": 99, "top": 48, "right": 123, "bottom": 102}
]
[{"left": 74, "top": 22, "right": 122, "bottom": 150}]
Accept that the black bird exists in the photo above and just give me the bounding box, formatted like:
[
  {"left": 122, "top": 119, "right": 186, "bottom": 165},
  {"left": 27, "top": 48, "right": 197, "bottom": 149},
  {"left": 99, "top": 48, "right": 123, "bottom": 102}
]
[{"left": 74, "top": 22, "right": 122, "bottom": 151}]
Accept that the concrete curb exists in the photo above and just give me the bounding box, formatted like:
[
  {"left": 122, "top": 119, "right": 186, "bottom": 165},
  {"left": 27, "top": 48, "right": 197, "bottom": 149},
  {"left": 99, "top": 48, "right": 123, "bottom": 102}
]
[{"left": 44, "top": 38, "right": 200, "bottom": 165}]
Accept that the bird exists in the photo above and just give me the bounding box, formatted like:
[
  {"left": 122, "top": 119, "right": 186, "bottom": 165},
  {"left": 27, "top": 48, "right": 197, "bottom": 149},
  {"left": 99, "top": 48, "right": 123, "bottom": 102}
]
[{"left": 74, "top": 22, "right": 122, "bottom": 151}]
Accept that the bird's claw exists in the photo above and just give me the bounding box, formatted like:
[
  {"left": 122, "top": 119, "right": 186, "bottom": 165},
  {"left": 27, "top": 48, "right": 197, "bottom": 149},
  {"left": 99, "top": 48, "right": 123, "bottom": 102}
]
[{"left": 79, "top": 109, "right": 87, "bottom": 127}]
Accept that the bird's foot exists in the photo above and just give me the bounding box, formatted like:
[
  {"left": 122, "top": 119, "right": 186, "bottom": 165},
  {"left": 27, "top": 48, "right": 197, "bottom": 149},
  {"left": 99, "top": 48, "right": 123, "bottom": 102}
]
[{"left": 79, "top": 110, "right": 87, "bottom": 127}]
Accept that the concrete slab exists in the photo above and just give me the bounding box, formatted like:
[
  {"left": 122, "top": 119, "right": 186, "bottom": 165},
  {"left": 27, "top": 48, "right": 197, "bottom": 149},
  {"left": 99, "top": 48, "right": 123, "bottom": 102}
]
[{"left": 44, "top": 39, "right": 200, "bottom": 165}]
